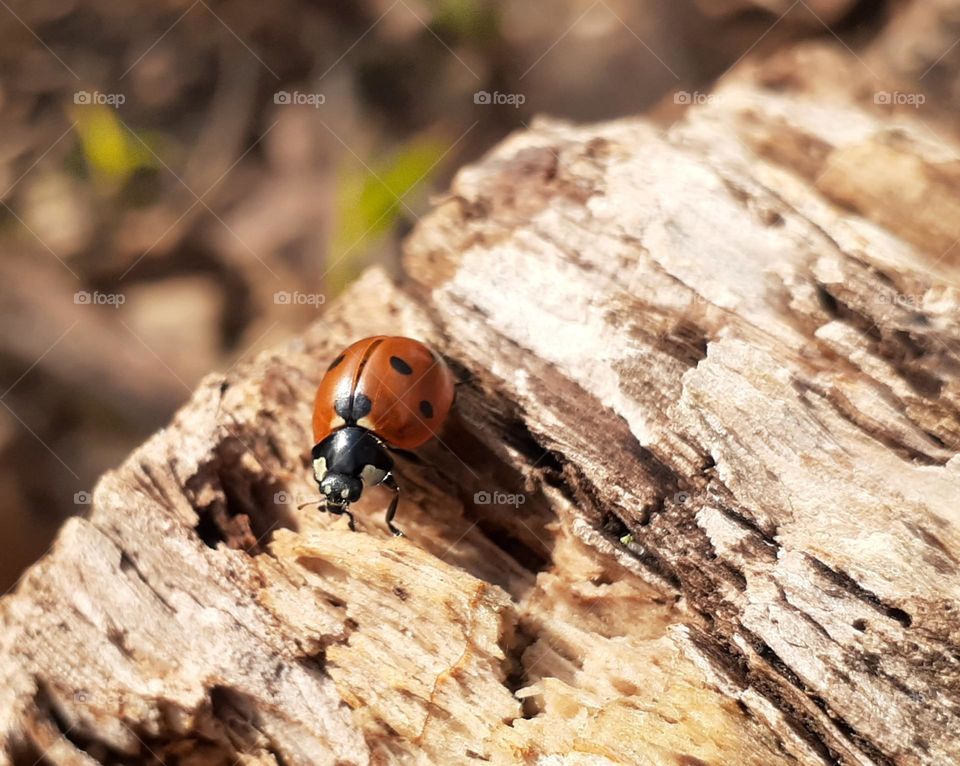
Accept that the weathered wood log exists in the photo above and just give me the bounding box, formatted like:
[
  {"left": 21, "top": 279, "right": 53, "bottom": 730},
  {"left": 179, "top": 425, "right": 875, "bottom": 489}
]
[{"left": 2, "top": 42, "right": 960, "bottom": 766}]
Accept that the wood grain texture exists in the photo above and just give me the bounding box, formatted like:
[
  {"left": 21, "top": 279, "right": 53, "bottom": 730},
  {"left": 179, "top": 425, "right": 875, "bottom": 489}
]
[{"left": 2, "top": 43, "right": 959, "bottom": 766}]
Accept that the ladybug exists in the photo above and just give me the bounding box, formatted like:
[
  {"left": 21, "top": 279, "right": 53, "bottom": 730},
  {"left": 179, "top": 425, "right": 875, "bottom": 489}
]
[{"left": 310, "top": 336, "right": 455, "bottom": 535}]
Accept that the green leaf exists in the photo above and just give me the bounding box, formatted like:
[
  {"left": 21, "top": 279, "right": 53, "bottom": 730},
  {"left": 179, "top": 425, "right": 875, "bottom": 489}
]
[
  {"left": 71, "top": 106, "right": 158, "bottom": 184},
  {"left": 328, "top": 136, "right": 447, "bottom": 293}
]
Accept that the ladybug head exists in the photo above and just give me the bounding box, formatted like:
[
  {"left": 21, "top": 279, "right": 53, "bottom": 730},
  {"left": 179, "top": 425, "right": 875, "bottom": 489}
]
[
  {"left": 319, "top": 472, "right": 363, "bottom": 506},
  {"left": 312, "top": 427, "right": 393, "bottom": 511}
]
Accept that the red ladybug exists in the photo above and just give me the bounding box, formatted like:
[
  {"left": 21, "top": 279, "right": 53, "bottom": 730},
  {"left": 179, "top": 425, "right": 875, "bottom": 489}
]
[{"left": 311, "top": 336, "right": 455, "bottom": 535}]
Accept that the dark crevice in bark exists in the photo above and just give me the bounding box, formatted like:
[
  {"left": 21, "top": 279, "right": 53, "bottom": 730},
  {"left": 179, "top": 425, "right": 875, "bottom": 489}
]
[
  {"left": 746, "top": 641, "right": 847, "bottom": 766},
  {"left": 806, "top": 556, "right": 912, "bottom": 628},
  {"left": 501, "top": 421, "right": 565, "bottom": 475},
  {"left": 33, "top": 680, "right": 130, "bottom": 765},
  {"left": 743, "top": 631, "right": 897, "bottom": 766},
  {"left": 688, "top": 627, "right": 855, "bottom": 766},
  {"left": 8, "top": 739, "right": 53, "bottom": 766},
  {"left": 501, "top": 619, "right": 539, "bottom": 721},
  {"left": 502, "top": 409, "right": 687, "bottom": 592},
  {"left": 717, "top": 505, "right": 780, "bottom": 551},
  {"left": 210, "top": 686, "right": 292, "bottom": 766},
  {"left": 136, "top": 458, "right": 177, "bottom": 509},
  {"left": 116, "top": 551, "right": 174, "bottom": 614},
  {"left": 817, "top": 283, "right": 951, "bottom": 403},
  {"left": 185, "top": 434, "right": 298, "bottom": 555},
  {"left": 473, "top": 511, "right": 553, "bottom": 575},
  {"left": 621, "top": 524, "right": 685, "bottom": 593}
]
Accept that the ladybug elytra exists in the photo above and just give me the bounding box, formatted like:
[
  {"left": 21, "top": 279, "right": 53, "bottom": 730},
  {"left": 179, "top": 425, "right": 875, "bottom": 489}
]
[{"left": 311, "top": 336, "right": 455, "bottom": 535}]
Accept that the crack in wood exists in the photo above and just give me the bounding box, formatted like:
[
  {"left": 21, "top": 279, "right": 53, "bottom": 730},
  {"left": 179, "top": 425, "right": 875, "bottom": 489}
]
[{"left": 805, "top": 556, "right": 912, "bottom": 628}]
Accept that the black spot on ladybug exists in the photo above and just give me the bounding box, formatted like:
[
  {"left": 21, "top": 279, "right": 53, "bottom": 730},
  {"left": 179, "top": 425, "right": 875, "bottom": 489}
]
[
  {"left": 419, "top": 400, "right": 434, "bottom": 418},
  {"left": 334, "top": 395, "right": 352, "bottom": 420},
  {"left": 390, "top": 356, "right": 413, "bottom": 375},
  {"left": 327, "top": 353, "right": 345, "bottom": 372},
  {"left": 352, "top": 393, "right": 373, "bottom": 419}
]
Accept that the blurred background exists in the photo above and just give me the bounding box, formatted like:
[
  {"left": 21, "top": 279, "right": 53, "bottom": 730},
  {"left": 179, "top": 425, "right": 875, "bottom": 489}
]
[{"left": 0, "top": 0, "right": 904, "bottom": 588}]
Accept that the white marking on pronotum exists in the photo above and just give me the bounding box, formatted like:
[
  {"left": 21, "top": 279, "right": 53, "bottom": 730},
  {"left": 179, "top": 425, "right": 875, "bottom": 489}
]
[
  {"left": 361, "top": 464, "right": 387, "bottom": 487},
  {"left": 313, "top": 457, "right": 327, "bottom": 483}
]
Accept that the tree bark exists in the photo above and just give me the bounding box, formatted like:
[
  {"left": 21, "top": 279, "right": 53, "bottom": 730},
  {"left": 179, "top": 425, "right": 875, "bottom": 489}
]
[{"left": 2, "top": 42, "right": 959, "bottom": 766}]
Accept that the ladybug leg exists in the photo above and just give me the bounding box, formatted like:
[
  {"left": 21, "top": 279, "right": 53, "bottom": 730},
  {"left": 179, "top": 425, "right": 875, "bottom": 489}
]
[
  {"left": 326, "top": 502, "right": 357, "bottom": 531},
  {"left": 382, "top": 474, "right": 404, "bottom": 537},
  {"left": 344, "top": 509, "right": 356, "bottom": 531}
]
